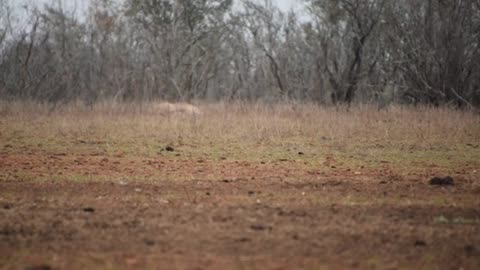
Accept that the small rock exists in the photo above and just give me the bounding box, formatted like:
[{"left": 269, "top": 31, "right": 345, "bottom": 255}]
[
  {"left": 3, "top": 203, "right": 13, "bottom": 210},
  {"left": 144, "top": 239, "right": 155, "bottom": 246},
  {"left": 429, "top": 176, "right": 454, "bottom": 186},
  {"left": 248, "top": 191, "right": 255, "bottom": 196},
  {"left": 83, "top": 207, "right": 95, "bottom": 213},
  {"left": 165, "top": 146, "right": 174, "bottom": 152},
  {"left": 250, "top": 224, "right": 272, "bottom": 231},
  {"left": 206, "top": 192, "right": 211, "bottom": 196},
  {"left": 298, "top": 152, "right": 305, "bottom": 155},
  {"left": 465, "top": 245, "right": 476, "bottom": 256},
  {"left": 415, "top": 240, "right": 427, "bottom": 247},
  {"left": 434, "top": 215, "right": 449, "bottom": 223}
]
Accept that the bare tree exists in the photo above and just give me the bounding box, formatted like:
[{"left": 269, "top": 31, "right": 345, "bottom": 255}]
[
  {"left": 305, "top": 0, "right": 386, "bottom": 105},
  {"left": 0, "top": 0, "right": 478, "bottom": 108},
  {"left": 385, "top": 0, "right": 480, "bottom": 108}
]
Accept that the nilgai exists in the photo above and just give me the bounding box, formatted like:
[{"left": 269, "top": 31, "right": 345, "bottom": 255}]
[{"left": 154, "top": 102, "right": 201, "bottom": 116}]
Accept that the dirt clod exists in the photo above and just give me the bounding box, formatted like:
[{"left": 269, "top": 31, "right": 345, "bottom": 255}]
[
  {"left": 429, "top": 176, "right": 454, "bottom": 186},
  {"left": 236, "top": 237, "right": 251, "bottom": 242},
  {"left": 24, "top": 265, "right": 52, "bottom": 270}
]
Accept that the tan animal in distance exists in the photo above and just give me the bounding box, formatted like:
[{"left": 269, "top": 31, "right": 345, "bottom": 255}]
[{"left": 154, "top": 102, "right": 201, "bottom": 116}]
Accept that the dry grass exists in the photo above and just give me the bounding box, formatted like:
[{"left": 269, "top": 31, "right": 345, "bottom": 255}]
[
  {"left": 1, "top": 100, "right": 478, "bottom": 145},
  {"left": 1, "top": 100, "right": 479, "bottom": 175},
  {"left": 1, "top": 101, "right": 479, "bottom": 270}
]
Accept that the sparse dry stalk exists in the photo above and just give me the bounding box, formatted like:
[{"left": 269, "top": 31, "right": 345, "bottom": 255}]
[{"left": 1, "top": 101, "right": 478, "bottom": 149}]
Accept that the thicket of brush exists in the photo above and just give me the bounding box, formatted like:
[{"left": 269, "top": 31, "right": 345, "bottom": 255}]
[{"left": 0, "top": 0, "right": 479, "bottom": 109}]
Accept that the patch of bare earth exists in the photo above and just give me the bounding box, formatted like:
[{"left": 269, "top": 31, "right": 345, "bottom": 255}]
[{"left": 1, "top": 153, "right": 479, "bottom": 270}]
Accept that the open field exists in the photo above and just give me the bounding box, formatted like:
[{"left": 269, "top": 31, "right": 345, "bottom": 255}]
[{"left": 0, "top": 102, "right": 479, "bottom": 270}]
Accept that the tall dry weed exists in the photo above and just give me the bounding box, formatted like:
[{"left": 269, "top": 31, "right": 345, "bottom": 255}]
[{"left": 1, "top": 101, "right": 478, "bottom": 148}]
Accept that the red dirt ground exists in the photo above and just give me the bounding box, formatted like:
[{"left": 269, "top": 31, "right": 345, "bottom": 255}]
[{"left": 1, "top": 151, "right": 479, "bottom": 270}]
